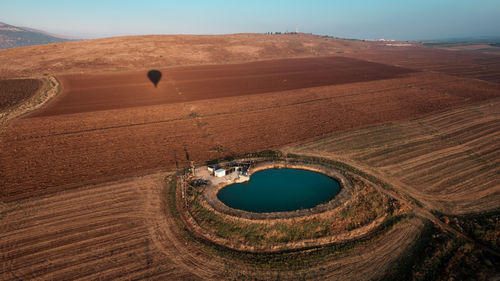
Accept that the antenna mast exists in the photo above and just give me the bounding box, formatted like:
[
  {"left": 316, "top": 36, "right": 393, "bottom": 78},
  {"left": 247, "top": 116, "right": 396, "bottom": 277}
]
[{"left": 296, "top": 24, "right": 298, "bottom": 33}]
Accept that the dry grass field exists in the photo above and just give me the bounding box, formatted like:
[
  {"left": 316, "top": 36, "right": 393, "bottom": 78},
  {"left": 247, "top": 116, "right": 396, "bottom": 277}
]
[
  {"left": 287, "top": 99, "right": 499, "bottom": 214},
  {"left": 1, "top": 34, "right": 499, "bottom": 280},
  {"left": 0, "top": 33, "right": 367, "bottom": 78},
  {"left": 0, "top": 172, "right": 424, "bottom": 280}
]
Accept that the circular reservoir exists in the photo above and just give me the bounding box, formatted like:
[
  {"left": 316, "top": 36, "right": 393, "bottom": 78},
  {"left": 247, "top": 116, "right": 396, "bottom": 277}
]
[{"left": 217, "top": 168, "right": 341, "bottom": 213}]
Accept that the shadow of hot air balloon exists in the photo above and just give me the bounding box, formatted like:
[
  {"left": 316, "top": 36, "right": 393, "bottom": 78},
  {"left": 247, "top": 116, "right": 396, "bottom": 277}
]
[{"left": 147, "top": 70, "right": 162, "bottom": 88}]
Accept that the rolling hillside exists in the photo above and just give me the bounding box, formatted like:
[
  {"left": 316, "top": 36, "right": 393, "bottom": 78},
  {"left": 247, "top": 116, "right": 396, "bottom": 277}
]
[{"left": 0, "top": 22, "right": 71, "bottom": 49}]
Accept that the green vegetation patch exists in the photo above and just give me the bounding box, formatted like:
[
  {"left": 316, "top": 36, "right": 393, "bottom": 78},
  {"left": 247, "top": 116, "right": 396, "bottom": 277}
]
[
  {"left": 187, "top": 171, "right": 391, "bottom": 248},
  {"left": 164, "top": 156, "right": 408, "bottom": 270},
  {"left": 200, "top": 214, "right": 409, "bottom": 271},
  {"left": 382, "top": 221, "right": 500, "bottom": 281},
  {"left": 434, "top": 209, "right": 500, "bottom": 252}
]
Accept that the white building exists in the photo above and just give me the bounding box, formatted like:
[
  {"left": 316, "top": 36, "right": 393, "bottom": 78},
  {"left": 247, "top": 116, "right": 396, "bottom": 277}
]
[{"left": 214, "top": 169, "right": 226, "bottom": 177}]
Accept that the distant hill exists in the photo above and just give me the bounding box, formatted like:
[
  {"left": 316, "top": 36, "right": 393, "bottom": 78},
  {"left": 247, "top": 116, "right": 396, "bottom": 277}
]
[
  {"left": 0, "top": 33, "right": 369, "bottom": 77},
  {"left": 0, "top": 22, "right": 73, "bottom": 49}
]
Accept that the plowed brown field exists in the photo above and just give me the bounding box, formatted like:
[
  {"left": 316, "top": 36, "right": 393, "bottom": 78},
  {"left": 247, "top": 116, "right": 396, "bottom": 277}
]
[
  {"left": 1, "top": 35, "right": 500, "bottom": 280},
  {"left": 354, "top": 45, "right": 500, "bottom": 84},
  {"left": 0, "top": 79, "right": 43, "bottom": 111},
  {"left": 31, "top": 56, "right": 416, "bottom": 117},
  {"left": 2, "top": 57, "right": 500, "bottom": 202}
]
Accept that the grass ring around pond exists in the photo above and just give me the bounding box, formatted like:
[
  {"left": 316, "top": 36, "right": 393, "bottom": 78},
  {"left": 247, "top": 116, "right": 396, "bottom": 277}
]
[{"left": 175, "top": 156, "right": 397, "bottom": 253}]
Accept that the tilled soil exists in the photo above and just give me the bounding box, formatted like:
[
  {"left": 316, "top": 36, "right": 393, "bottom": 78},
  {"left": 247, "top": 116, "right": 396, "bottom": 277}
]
[
  {"left": 0, "top": 79, "right": 42, "bottom": 111},
  {"left": 0, "top": 172, "right": 424, "bottom": 280},
  {"left": 1, "top": 39, "right": 499, "bottom": 279},
  {"left": 30, "top": 56, "right": 416, "bottom": 117},
  {"left": 288, "top": 99, "right": 500, "bottom": 214},
  {"left": 1, "top": 62, "right": 498, "bottom": 202}
]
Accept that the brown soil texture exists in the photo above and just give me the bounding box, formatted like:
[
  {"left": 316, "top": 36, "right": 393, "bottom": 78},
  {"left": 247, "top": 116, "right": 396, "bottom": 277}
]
[
  {"left": 0, "top": 79, "right": 43, "bottom": 111},
  {"left": 0, "top": 33, "right": 367, "bottom": 78},
  {"left": 1, "top": 59, "right": 499, "bottom": 202},
  {"left": 287, "top": 99, "right": 500, "bottom": 214},
  {"left": 1, "top": 34, "right": 499, "bottom": 86},
  {"left": 0, "top": 172, "right": 424, "bottom": 280},
  {"left": 353, "top": 45, "right": 500, "bottom": 84},
  {"left": 31, "top": 56, "right": 416, "bottom": 117},
  {"left": 1, "top": 34, "right": 499, "bottom": 279}
]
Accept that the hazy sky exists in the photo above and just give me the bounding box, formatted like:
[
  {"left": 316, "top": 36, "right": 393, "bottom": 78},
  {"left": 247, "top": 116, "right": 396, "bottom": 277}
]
[{"left": 1, "top": 0, "right": 499, "bottom": 40}]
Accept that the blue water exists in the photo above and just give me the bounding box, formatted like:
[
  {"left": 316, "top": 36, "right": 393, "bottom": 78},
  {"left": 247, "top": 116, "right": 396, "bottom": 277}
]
[{"left": 217, "top": 168, "right": 340, "bottom": 213}]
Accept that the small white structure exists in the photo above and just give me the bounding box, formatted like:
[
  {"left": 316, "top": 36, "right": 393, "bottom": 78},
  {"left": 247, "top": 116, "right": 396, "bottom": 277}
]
[
  {"left": 207, "top": 166, "right": 215, "bottom": 173},
  {"left": 214, "top": 169, "right": 226, "bottom": 177}
]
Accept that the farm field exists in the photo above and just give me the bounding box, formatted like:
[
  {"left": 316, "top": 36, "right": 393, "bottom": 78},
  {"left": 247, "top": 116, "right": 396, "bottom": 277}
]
[
  {"left": 2, "top": 56, "right": 499, "bottom": 202},
  {"left": 422, "top": 42, "right": 500, "bottom": 56},
  {"left": 288, "top": 99, "right": 500, "bottom": 214},
  {"left": 354, "top": 45, "right": 500, "bottom": 84},
  {"left": 0, "top": 172, "right": 424, "bottom": 280},
  {"left": 0, "top": 79, "right": 43, "bottom": 111},
  {"left": 1, "top": 34, "right": 500, "bottom": 280},
  {"left": 31, "top": 56, "right": 416, "bottom": 116}
]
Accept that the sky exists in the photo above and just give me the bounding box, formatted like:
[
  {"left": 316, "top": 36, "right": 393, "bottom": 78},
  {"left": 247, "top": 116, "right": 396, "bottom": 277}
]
[{"left": 1, "top": 0, "right": 499, "bottom": 40}]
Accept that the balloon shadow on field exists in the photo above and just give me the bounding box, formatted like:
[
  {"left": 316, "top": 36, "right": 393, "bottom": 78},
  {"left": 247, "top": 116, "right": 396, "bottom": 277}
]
[{"left": 147, "top": 70, "right": 162, "bottom": 88}]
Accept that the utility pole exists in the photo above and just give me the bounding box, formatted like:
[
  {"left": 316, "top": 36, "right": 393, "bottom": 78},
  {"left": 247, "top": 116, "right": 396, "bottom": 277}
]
[{"left": 296, "top": 24, "right": 298, "bottom": 33}]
